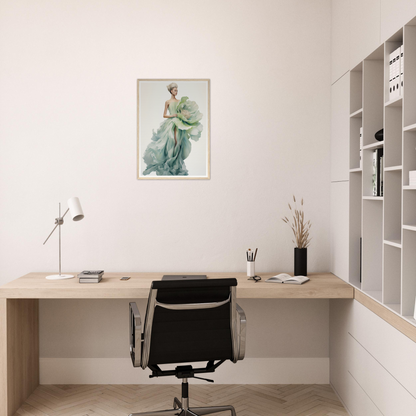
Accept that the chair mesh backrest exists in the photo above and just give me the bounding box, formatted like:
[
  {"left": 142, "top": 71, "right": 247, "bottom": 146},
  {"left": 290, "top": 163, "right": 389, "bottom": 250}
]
[{"left": 146, "top": 278, "right": 237, "bottom": 366}]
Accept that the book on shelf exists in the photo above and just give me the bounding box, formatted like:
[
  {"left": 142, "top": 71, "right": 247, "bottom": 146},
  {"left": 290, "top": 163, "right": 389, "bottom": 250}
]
[
  {"left": 380, "top": 151, "right": 383, "bottom": 196},
  {"left": 372, "top": 148, "right": 383, "bottom": 196}
]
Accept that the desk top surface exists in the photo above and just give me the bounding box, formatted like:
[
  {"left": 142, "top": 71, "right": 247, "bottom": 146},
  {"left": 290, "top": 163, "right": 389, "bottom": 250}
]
[{"left": 0, "top": 272, "right": 354, "bottom": 299}]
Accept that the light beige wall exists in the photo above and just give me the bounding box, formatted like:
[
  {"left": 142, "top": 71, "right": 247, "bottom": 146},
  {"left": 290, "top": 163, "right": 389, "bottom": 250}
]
[
  {"left": 331, "top": 0, "right": 416, "bottom": 84},
  {"left": 0, "top": 0, "right": 332, "bottom": 379},
  {"left": 0, "top": 0, "right": 331, "bottom": 281}
]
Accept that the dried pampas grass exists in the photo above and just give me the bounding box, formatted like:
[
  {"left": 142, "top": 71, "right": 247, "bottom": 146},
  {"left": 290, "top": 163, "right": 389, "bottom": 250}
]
[{"left": 282, "top": 195, "right": 312, "bottom": 248}]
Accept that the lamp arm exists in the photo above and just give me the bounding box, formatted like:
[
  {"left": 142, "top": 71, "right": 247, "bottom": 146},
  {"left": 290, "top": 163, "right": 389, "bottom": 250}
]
[{"left": 43, "top": 208, "right": 70, "bottom": 245}]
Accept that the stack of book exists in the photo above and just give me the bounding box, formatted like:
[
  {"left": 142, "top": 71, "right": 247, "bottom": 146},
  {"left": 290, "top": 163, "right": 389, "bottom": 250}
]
[
  {"left": 78, "top": 270, "right": 104, "bottom": 283},
  {"left": 409, "top": 171, "right": 416, "bottom": 187},
  {"left": 372, "top": 148, "right": 384, "bottom": 196},
  {"left": 389, "top": 45, "right": 404, "bottom": 100}
]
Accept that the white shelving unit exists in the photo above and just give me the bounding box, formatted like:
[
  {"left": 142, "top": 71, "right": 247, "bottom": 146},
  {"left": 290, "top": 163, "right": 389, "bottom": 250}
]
[{"left": 349, "top": 18, "right": 416, "bottom": 327}]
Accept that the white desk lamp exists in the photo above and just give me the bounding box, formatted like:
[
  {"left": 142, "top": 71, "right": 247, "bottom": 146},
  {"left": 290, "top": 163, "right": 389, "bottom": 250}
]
[{"left": 43, "top": 197, "right": 84, "bottom": 280}]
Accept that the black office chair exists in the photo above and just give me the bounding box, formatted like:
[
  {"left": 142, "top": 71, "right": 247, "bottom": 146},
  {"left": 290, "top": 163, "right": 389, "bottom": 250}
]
[{"left": 129, "top": 278, "right": 246, "bottom": 416}]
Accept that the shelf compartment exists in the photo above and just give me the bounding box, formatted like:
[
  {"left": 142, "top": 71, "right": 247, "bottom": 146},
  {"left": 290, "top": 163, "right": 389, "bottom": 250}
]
[
  {"left": 363, "top": 58, "right": 384, "bottom": 147},
  {"left": 383, "top": 244, "right": 401, "bottom": 307},
  {"left": 403, "top": 178, "right": 416, "bottom": 229},
  {"left": 350, "top": 63, "right": 363, "bottom": 114},
  {"left": 349, "top": 171, "right": 362, "bottom": 288},
  {"left": 362, "top": 199, "right": 383, "bottom": 293},
  {"left": 403, "top": 25, "right": 416, "bottom": 128},
  {"left": 402, "top": 131, "right": 416, "bottom": 186},
  {"left": 402, "top": 230, "right": 416, "bottom": 317},
  {"left": 350, "top": 117, "right": 363, "bottom": 170},
  {"left": 384, "top": 106, "right": 403, "bottom": 168},
  {"left": 362, "top": 146, "right": 384, "bottom": 198},
  {"left": 384, "top": 170, "right": 402, "bottom": 242}
]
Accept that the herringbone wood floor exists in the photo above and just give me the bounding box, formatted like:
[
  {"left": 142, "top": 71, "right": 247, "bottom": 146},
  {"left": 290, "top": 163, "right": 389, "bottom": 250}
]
[{"left": 15, "top": 384, "right": 349, "bottom": 416}]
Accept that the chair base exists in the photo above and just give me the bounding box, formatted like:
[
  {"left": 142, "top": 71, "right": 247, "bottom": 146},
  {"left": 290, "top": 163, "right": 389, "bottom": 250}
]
[{"left": 129, "top": 396, "right": 236, "bottom": 416}]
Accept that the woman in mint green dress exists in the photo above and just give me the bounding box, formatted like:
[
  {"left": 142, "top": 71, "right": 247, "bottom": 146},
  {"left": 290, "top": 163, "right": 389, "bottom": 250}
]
[{"left": 143, "top": 83, "right": 203, "bottom": 176}]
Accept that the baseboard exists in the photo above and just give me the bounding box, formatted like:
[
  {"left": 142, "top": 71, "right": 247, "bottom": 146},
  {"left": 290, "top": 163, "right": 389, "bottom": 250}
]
[{"left": 40, "top": 357, "right": 329, "bottom": 384}]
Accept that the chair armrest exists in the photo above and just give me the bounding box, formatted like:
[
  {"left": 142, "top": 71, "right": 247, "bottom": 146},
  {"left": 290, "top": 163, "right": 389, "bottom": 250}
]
[
  {"left": 129, "top": 302, "right": 142, "bottom": 368},
  {"left": 236, "top": 303, "right": 246, "bottom": 360}
]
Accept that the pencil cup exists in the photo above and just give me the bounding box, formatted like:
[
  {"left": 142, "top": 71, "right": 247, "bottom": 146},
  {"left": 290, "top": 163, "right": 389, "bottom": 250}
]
[{"left": 247, "top": 261, "right": 255, "bottom": 277}]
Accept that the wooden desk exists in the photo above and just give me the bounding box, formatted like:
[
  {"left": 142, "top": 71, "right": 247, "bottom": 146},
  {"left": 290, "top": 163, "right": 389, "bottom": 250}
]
[{"left": 0, "top": 272, "right": 352, "bottom": 416}]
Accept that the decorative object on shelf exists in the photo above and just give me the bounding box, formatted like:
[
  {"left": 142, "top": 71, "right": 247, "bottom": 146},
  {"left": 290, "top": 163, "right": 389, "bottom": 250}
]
[
  {"left": 375, "top": 128, "right": 383, "bottom": 141},
  {"left": 43, "top": 197, "right": 84, "bottom": 280},
  {"left": 137, "top": 79, "right": 210, "bottom": 180},
  {"left": 282, "top": 196, "right": 311, "bottom": 276}
]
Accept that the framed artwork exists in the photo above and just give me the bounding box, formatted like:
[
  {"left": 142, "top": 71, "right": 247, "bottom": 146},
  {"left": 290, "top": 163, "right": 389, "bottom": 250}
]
[{"left": 137, "top": 79, "right": 210, "bottom": 179}]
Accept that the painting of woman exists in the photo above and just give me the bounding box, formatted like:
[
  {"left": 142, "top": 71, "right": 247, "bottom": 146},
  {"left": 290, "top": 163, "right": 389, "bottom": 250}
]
[{"left": 137, "top": 79, "right": 210, "bottom": 179}]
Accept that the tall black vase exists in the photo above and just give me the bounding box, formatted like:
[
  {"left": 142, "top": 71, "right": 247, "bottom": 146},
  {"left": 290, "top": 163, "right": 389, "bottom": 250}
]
[{"left": 294, "top": 248, "right": 307, "bottom": 276}]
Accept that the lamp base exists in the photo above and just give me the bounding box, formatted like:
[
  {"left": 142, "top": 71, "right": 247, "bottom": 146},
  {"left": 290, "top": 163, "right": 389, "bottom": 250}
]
[{"left": 46, "top": 274, "right": 74, "bottom": 280}]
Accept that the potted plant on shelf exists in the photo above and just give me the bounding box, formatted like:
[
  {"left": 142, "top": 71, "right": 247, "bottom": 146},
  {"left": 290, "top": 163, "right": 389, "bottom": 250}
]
[{"left": 282, "top": 196, "right": 312, "bottom": 276}]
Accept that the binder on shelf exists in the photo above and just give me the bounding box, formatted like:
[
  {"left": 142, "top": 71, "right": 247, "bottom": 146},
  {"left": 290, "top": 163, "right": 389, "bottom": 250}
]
[
  {"left": 395, "top": 47, "right": 401, "bottom": 98},
  {"left": 390, "top": 47, "right": 401, "bottom": 100},
  {"left": 389, "top": 51, "right": 394, "bottom": 100},
  {"left": 400, "top": 44, "right": 404, "bottom": 96}
]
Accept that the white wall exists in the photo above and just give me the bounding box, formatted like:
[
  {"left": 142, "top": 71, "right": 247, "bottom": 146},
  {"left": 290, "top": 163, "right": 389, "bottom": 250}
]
[
  {"left": 331, "top": 0, "right": 416, "bottom": 81},
  {"left": 0, "top": 0, "right": 332, "bottom": 381}
]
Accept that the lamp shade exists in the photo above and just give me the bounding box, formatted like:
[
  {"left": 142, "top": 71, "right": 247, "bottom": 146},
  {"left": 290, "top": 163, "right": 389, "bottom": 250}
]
[{"left": 67, "top": 197, "right": 84, "bottom": 221}]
